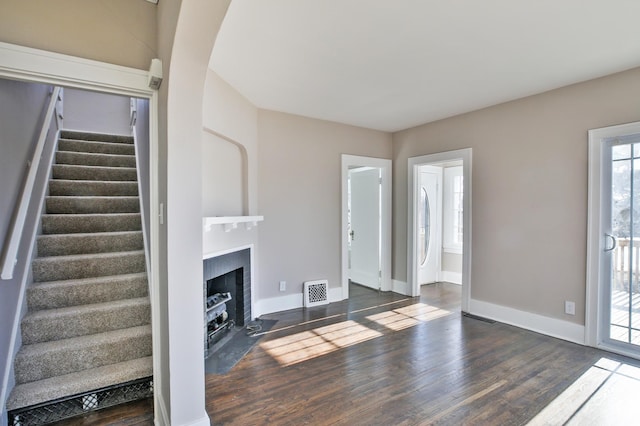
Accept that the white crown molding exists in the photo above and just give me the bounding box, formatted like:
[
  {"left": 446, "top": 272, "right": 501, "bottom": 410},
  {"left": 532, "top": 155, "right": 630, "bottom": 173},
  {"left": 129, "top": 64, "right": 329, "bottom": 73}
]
[{"left": 0, "top": 42, "right": 153, "bottom": 97}]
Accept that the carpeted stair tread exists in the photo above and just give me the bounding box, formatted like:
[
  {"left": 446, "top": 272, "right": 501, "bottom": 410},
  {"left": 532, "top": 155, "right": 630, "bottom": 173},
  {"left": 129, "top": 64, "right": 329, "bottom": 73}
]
[
  {"left": 56, "top": 151, "right": 137, "bottom": 168},
  {"left": 49, "top": 179, "right": 138, "bottom": 196},
  {"left": 46, "top": 196, "right": 140, "bottom": 214},
  {"left": 6, "top": 356, "right": 152, "bottom": 410},
  {"left": 21, "top": 297, "right": 150, "bottom": 344},
  {"left": 27, "top": 273, "right": 148, "bottom": 310},
  {"left": 42, "top": 213, "right": 141, "bottom": 234},
  {"left": 15, "top": 325, "right": 152, "bottom": 384},
  {"left": 32, "top": 250, "right": 145, "bottom": 282},
  {"left": 53, "top": 164, "right": 137, "bottom": 181},
  {"left": 60, "top": 130, "right": 134, "bottom": 144},
  {"left": 58, "top": 139, "right": 135, "bottom": 155},
  {"left": 38, "top": 231, "right": 143, "bottom": 257}
]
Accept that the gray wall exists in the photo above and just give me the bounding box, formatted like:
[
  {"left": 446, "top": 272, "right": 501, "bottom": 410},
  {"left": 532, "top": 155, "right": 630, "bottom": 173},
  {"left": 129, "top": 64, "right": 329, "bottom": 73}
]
[
  {"left": 257, "top": 110, "right": 392, "bottom": 300},
  {"left": 135, "top": 98, "right": 151, "bottom": 251},
  {"left": 393, "top": 67, "right": 640, "bottom": 325},
  {"left": 0, "top": 78, "right": 55, "bottom": 420},
  {"left": 63, "top": 88, "right": 132, "bottom": 136},
  {"left": 0, "top": 0, "right": 157, "bottom": 70}
]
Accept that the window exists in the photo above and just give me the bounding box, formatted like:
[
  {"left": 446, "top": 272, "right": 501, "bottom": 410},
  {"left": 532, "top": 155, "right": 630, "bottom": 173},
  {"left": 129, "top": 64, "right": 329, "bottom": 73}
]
[{"left": 443, "top": 166, "right": 463, "bottom": 253}]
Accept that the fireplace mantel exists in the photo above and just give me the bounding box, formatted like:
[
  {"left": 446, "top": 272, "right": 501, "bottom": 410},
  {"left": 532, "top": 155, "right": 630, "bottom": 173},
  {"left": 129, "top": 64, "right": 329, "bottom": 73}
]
[{"left": 203, "top": 216, "right": 264, "bottom": 232}]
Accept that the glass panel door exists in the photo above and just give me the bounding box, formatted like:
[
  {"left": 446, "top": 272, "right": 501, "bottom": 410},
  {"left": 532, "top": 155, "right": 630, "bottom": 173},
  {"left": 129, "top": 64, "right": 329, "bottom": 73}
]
[{"left": 605, "top": 135, "right": 640, "bottom": 351}]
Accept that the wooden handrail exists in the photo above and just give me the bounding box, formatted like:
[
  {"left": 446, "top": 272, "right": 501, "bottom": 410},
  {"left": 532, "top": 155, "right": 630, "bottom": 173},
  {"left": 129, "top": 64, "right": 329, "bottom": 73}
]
[{"left": 1, "top": 86, "right": 62, "bottom": 280}]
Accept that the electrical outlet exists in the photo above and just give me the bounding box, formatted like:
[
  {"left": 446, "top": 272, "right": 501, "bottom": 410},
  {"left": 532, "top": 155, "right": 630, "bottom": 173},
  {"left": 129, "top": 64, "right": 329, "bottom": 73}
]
[
  {"left": 565, "top": 301, "right": 575, "bottom": 315},
  {"left": 279, "top": 281, "right": 286, "bottom": 292}
]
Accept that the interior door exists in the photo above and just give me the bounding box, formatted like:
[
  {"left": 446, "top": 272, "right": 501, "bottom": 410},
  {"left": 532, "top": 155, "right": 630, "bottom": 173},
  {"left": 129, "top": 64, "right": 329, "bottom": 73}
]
[
  {"left": 602, "top": 135, "right": 640, "bottom": 354},
  {"left": 349, "top": 167, "right": 381, "bottom": 290},
  {"left": 418, "top": 167, "right": 441, "bottom": 285}
]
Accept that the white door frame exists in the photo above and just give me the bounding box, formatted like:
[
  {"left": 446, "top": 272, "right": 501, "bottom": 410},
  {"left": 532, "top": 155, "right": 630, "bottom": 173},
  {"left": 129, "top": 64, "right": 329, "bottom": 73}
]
[
  {"left": 0, "top": 42, "right": 162, "bottom": 416},
  {"left": 586, "top": 120, "right": 640, "bottom": 359},
  {"left": 341, "top": 155, "right": 392, "bottom": 299},
  {"left": 408, "top": 149, "right": 472, "bottom": 311}
]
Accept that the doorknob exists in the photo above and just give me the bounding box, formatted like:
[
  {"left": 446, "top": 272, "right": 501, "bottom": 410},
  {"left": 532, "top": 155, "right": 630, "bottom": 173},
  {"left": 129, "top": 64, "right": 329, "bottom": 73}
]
[
  {"left": 349, "top": 230, "right": 355, "bottom": 240},
  {"left": 604, "top": 233, "right": 617, "bottom": 252}
]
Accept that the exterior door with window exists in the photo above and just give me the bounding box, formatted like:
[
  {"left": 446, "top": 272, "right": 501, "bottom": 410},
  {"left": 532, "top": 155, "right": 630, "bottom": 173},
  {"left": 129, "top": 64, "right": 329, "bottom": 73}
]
[
  {"left": 418, "top": 167, "right": 441, "bottom": 285},
  {"left": 603, "top": 134, "right": 640, "bottom": 353},
  {"left": 589, "top": 123, "right": 640, "bottom": 358}
]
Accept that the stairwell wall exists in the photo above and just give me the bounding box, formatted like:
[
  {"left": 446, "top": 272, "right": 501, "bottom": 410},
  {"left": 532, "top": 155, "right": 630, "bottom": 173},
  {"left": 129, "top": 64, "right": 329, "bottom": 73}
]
[
  {"left": 0, "top": 0, "right": 157, "bottom": 71},
  {"left": 62, "top": 88, "right": 132, "bottom": 136},
  {"left": 0, "top": 79, "right": 57, "bottom": 420},
  {"left": 134, "top": 98, "right": 151, "bottom": 259}
]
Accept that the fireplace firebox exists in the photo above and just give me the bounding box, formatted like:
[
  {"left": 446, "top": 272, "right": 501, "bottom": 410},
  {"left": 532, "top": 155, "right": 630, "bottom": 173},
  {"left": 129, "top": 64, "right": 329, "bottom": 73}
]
[{"left": 203, "top": 248, "right": 252, "bottom": 357}]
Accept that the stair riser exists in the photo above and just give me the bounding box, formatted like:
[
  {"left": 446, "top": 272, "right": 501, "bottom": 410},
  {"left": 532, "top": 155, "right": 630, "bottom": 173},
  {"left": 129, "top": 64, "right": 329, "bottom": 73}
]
[
  {"left": 52, "top": 165, "right": 137, "bottom": 181},
  {"left": 42, "top": 214, "right": 141, "bottom": 234},
  {"left": 49, "top": 180, "right": 138, "bottom": 196},
  {"left": 15, "top": 330, "right": 152, "bottom": 384},
  {"left": 6, "top": 357, "right": 152, "bottom": 411},
  {"left": 32, "top": 252, "right": 145, "bottom": 282},
  {"left": 58, "top": 139, "right": 135, "bottom": 155},
  {"left": 56, "top": 151, "right": 136, "bottom": 168},
  {"left": 21, "top": 300, "right": 150, "bottom": 344},
  {"left": 60, "top": 130, "right": 133, "bottom": 144},
  {"left": 38, "top": 232, "right": 143, "bottom": 257},
  {"left": 46, "top": 197, "right": 140, "bottom": 214},
  {"left": 28, "top": 274, "right": 148, "bottom": 310}
]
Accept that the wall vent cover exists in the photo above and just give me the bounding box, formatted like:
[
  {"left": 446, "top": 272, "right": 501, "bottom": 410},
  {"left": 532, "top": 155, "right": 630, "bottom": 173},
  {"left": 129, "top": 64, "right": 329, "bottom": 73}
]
[{"left": 304, "top": 280, "right": 329, "bottom": 307}]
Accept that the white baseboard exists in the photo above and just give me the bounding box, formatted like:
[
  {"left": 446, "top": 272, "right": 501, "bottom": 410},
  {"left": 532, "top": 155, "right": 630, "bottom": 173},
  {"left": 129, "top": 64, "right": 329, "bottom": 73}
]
[
  {"left": 349, "top": 269, "right": 378, "bottom": 289},
  {"left": 469, "top": 299, "right": 585, "bottom": 345},
  {"left": 182, "top": 416, "right": 211, "bottom": 426},
  {"left": 154, "top": 392, "right": 170, "bottom": 426},
  {"left": 329, "top": 286, "right": 343, "bottom": 303},
  {"left": 392, "top": 279, "right": 409, "bottom": 296},
  {"left": 440, "top": 271, "right": 462, "bottom": 285},
  {"left": 255, "top": 293, "right": 302, "bottom": 317},
  {"left": 254, "top": 286, "right": 344, "bottom": 317}
]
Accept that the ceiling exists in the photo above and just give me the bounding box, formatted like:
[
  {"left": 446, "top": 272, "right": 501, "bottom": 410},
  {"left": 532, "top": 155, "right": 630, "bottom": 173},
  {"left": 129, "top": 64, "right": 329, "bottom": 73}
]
[{"left": 210, "top": 0, "right": 640, "bottom": 132}]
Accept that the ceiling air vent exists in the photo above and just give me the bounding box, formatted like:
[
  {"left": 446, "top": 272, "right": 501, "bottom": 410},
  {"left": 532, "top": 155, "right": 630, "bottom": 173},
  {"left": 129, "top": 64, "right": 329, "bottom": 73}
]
[{"left": 303, "top": 280, "right": 329, "bottom": 308}]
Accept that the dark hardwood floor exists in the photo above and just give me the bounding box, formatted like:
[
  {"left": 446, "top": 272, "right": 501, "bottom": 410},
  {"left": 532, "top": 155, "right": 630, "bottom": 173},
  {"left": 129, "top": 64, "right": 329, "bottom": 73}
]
[{"left": 52, "top": 282, "right": 640, "bottom": 425}]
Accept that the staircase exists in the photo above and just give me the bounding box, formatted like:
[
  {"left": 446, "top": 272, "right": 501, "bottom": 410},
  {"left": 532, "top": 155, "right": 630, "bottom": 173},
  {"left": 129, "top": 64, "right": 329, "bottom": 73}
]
[{"left": 6, "top": 130, "right": 153, "bottom": 424}]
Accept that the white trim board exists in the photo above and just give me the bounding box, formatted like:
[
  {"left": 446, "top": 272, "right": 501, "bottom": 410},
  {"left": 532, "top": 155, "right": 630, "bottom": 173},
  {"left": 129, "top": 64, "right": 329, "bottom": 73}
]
[
  {"left": 0, "top": 42, "right": 151, "bottom": 96},
  {"left": 255, "top": 287, "right": 343, "bottom": 317},
  {"left": 440, "top": 271, "right": 462, "bottom": 285},
  {"left": 392, "top": 280, "right": 409, "bottom": 296},
  {"left": 469, "top": 299, "right": 585, "bottom": 345}
]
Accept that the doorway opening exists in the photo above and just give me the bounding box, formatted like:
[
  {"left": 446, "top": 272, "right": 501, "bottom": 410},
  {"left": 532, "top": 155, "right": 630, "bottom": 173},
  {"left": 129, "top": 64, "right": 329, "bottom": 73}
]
[
  {"left": 341, "top": 155, "right": 392, "bottom": 299},
  {"left": 408, "top": 149, "right": 472, "bottom": 312},
  {"left": 0, "top": 43, "right": 160, "bottom": 420}
]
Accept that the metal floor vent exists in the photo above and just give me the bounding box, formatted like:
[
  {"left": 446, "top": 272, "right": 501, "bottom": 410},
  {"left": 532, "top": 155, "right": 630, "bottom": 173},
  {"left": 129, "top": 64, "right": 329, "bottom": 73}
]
[
  {"left": 8, "top": 377, "right": 153, "bottom": 426},
  {"left": 304, "top": 279, "right": 329, "bottom": 307}
]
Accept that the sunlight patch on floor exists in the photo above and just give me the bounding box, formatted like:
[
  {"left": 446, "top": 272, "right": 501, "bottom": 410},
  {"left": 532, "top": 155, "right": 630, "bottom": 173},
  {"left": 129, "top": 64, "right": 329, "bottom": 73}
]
[
  {"left": 366, "top": 303, "right": 452, "bottom": 331},
  {"left": 259, "top": 320, "right": 382, "bottom": 366},
  {"left": 260, "top": 302, "right": 453, "bottom": 366},
  {"left": 527, "top": 357, "right": 640, "bottom": 425}
]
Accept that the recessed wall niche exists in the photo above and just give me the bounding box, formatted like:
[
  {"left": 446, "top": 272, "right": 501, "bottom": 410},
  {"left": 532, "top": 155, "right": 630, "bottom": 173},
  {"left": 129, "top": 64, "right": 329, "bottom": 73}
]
[{"left": 202, "top": 131, "right": 247, "bottom": 216}]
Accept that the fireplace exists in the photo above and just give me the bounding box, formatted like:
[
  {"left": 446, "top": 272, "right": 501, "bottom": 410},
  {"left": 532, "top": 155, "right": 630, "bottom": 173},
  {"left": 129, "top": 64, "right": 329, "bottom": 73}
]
[{"left": 203, "top": 248, "right": 252, "bottom": 357}]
